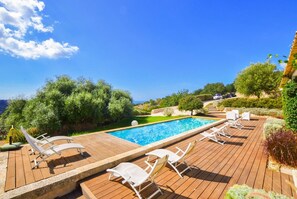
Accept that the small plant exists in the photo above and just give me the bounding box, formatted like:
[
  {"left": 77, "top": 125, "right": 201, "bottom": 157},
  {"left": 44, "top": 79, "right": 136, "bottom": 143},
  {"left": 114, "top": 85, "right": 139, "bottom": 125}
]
[
  {"left": 6, "top": 127, "right": 25, "bottom": 143},
  {"left": 263, "top": 118, "right": 286, "bottom": 138},
  {"left": 225, "top": 184, "right": 292, "bottom": 199},
  {"left": 163, "top": 108, "right": 174, "bottom": 116},
  {"left": 264, "top": 130, "right": 297, "bottom": 167}
]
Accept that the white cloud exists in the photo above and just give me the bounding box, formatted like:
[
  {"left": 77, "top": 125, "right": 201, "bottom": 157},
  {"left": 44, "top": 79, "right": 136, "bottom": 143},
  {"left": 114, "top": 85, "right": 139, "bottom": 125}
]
[{"left": 0, "top": 0, "right": 78, "bottom": 59}]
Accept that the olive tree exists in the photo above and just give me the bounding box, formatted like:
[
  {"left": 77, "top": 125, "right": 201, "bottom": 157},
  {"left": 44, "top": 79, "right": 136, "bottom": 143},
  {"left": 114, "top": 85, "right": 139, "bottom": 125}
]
[
  {"left": 234, "top": 62, "right": 282, "bottom": 98},
  {"left": 178, "top": 95, "right": 203, "bottom": 116}
]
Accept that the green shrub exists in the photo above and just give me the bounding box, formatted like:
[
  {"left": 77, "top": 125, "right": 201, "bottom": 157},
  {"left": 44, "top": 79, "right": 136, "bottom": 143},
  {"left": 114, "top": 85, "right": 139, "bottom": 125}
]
[
  {"left": 163, "top": 108, "right": 174, "bottom": 116},
  {"left": 196, "top": 94, "right": 213, "bottom": 101},
  {"left": 0, "top": 76, "right": 133, "bottom": 135},
  {"left": 219, "top": 97, "right": 282, "bottom": 109},
  {"left": 178, "top": 95, "right": 203, "bottom": 116},
  {"left": 264, "top": 130, "right": 297, "bottom": 167},
  {"left": 263, "top": 117, "right": 286, "bottom": 138},
  {"left": 225, "top": 184, "right": 291, "bottom": 199},
  {"left": 132, "top": 109, "right": 150, "bottom": 116},
  {"left": 282, "top": 81, "right": 297, "bottom": 131}
]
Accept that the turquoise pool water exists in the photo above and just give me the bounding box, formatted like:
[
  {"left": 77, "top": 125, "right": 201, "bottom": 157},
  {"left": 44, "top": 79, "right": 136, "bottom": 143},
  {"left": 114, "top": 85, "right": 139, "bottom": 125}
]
[{"left": 109, "top": 118, "right": 215, "bottom": 146}]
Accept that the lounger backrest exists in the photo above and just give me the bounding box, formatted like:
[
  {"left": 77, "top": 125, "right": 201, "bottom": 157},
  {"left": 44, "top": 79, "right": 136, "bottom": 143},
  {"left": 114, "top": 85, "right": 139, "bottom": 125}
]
[
  {"left": 148, "top": 155, "right": 168, "bottom": 180},
  {"left": 21, "top": 127, "right": 45, "bottom": 153},
  {"left": 180, "top": 140, "right": 197, "bottom": 161}
]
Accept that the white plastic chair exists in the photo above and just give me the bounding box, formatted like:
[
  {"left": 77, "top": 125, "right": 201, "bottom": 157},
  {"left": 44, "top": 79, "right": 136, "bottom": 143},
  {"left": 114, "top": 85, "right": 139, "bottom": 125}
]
[
  {"left": 21, "top": 127, "right": 84, "bottom": 169},
  {"left": 145, "top": 141, "right": 197, "bottom": 178},
  {"left": 226, "top": 111, "right": 237, "bottom": 120},
  {"left": 242, "top": 112, "right": 251, "bottom": 121},
  {"left": 107, "top": 155, "right": 168, "bottom": 199},
  {"left": 232, "top": 110, "right": 240, "bottom": 119}
]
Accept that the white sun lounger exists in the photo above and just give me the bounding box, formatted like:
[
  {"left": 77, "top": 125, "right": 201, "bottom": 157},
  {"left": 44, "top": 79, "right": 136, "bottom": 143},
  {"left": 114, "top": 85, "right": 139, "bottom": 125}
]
[
  {"left": 211, "top": 124, "right": 232, "bottom": 138},
  {"left": 21, "top": 127, "right": 84, "bottom": 169},
  {"left": 225, "top": 118, "right": 244, "bottom": 129},
  {"left": 107, "top": 155, "right": 168, "bottom": 199},
  {"left": 29, "top": 133, "right": 73, "bottom": 155},
  {"left": 199, "top": 129, "right": 225, "bottom": 145},
  {"left": 145, "top": 141, "right": 196, "bottom": 178}
]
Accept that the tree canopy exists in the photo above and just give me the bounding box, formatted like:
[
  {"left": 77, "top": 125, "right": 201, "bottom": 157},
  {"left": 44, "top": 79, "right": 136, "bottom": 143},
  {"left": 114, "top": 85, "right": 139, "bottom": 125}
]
[
  {"left": 200, "top": 83, "right": 226, "bottom": 95},
  {"left": 0, "top": 76, "right": 133, "bottom": 135},
  {"left": 178, "top": 95, "right": 203, "bottom": 116},
  {"left": 234, "top": 62, "right": 282, "bottom": 98}
]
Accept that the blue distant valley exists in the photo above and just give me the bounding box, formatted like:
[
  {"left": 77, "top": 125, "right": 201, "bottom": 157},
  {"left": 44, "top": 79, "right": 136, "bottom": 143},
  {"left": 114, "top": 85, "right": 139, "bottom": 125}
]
[{"left": 0, "top": 100, "right": 8, "bottom": 114}]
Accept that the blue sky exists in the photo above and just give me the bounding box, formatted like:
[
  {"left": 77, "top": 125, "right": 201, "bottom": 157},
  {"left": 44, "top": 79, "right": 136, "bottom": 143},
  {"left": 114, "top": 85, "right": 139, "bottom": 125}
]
[{"left": 0, "top": 0, "right": 296, "bottom": 101}]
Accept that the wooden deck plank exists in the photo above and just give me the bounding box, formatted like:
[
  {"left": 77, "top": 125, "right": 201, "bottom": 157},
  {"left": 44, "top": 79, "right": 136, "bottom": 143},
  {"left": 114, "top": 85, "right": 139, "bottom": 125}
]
[
  {"left": 15, "top": 147, "right": 26, "bottom": 188},
  {"left": 21, "top": 146, "right": 35, "bottom": 185},
  {"left": 4, "top": 150, "right": 16, "bottom": 191},
  {"left": 263, "top": 169, "right": 273, "bottom": 192}
]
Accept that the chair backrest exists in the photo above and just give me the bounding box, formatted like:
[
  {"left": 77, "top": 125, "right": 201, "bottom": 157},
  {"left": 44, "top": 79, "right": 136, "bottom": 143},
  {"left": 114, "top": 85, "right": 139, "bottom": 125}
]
[
  {"left": 148, "top": 155, "right": 168, "bottom": 181},
  {"left": 21, "top": 126, "right": 45, "bottom": 153},
  {"left": 232, "top": 110, "right": 239, "bottom": 118},
  {"left": 226, "top": 111, "right": 236, "bottom": 120}
]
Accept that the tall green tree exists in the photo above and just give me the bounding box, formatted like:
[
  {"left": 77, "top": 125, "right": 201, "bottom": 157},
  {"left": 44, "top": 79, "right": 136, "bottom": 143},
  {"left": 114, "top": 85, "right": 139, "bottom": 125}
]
[
  {"left": 234, "top": 62, "right": 282, "bottom": 98},
  {"left": 225, "top": 83, "right": 236, "bottom": 93},
  {"left": 178, "top": 95, "right": 203, "bottom": 116},
  {"left": 201, "top": 83, "right": 226, "bottom": 95}
]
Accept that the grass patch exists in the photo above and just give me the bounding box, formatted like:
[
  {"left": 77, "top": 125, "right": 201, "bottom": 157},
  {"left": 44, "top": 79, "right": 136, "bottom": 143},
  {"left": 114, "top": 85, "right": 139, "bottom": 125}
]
[{"left": 70, "top": 116, "right": 184, "bottom": 136}]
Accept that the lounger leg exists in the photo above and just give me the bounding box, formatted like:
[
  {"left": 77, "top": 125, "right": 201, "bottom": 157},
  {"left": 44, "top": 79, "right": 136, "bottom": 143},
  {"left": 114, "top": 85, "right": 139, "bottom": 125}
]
[{"left": 77, "top": 148, "right": 84, "bottom": 156}]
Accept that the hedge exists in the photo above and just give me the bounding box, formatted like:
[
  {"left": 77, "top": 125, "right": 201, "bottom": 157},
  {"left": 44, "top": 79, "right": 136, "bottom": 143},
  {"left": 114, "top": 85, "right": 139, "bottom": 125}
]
[
  {"left": 282, "top": 81, "right": 297, "bottom": 131},
  {"left": 219, "top": 97, "right": 282, "bottom": 109}
]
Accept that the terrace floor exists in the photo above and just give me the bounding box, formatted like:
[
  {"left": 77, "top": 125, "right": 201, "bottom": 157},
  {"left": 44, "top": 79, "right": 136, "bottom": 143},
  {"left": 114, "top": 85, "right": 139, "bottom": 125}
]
[
  {"left": 4, "top": 132, "right": 140, "bottom": 191},
  {"left": 80, "top": 118, "right": 296, "bottom": 199}
]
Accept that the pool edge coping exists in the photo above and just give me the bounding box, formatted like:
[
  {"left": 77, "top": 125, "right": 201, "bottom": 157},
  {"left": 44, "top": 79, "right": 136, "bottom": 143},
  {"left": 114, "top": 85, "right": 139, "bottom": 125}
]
[
  {"left": 2, "top": 118, "right": 226, "bottom": 199},
  {"left": 73, "top": 116, "right": 221, "bottom": 139}
]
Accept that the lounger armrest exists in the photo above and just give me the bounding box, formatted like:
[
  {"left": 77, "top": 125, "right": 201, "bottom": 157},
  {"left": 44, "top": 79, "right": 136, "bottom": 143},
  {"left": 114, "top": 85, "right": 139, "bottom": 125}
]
[
  {"left": 39, "top": 138, "right": 54, "bottom": 147},
  {"left": 175, "top": 147, "right": 185, "bottom": 154},
  {"left": 35, "top": 133, "right": 49, "bottom": 141},
  {"left": 47, "top": 145, "right": 60, "bottom": 155},
  {"left": 144, "top": 160, "right": 153, "bottom": 171}
]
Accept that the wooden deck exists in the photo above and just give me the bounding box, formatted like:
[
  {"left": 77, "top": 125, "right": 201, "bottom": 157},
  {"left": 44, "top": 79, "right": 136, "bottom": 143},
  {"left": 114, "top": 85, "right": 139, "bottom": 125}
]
[
  {"left": 80, "top": 118, "right": 296, "bottom": 199},
  {"left": 4, "top": 133, "right": 139, "bottom": 191}
]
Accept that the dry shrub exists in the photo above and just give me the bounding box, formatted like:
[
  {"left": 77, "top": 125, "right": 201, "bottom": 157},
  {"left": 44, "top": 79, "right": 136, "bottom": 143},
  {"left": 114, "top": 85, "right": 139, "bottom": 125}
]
[{"left": 264, "top": 129, "right": 297, "bottom": 167}]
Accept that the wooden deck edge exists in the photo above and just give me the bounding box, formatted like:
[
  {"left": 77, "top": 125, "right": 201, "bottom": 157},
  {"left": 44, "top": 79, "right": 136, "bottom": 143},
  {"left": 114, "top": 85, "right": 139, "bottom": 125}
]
[
  {"left": 0, "top": 151, "right": 8, "bottom": 196},
  {"left": 1, "top": 119, "right": 226, "bottom": 199},
  {"left": 80, "top": 182, "right": 97, "bottom": 199},
  {"left": 81, "top": 182, "right": 97, "bottom": 199}
]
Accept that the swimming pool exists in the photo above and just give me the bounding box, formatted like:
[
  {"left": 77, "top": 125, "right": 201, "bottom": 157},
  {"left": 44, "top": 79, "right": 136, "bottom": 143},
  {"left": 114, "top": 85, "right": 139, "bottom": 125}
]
[{"left": 109, "top": 118, "right": 215, "bottom": 146}]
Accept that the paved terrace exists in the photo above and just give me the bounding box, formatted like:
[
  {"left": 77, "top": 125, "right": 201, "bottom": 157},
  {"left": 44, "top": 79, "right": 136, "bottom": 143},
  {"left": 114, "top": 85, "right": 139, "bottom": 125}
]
[{"left": 81, "top": 118, "right": 296, "bottom": 198}]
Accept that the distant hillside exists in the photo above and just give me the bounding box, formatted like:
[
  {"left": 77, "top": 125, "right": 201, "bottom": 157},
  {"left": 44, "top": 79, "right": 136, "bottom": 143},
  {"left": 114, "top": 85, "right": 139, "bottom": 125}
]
[{"left": 0, "top": 100, "right": 8, "bottom": 114}]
